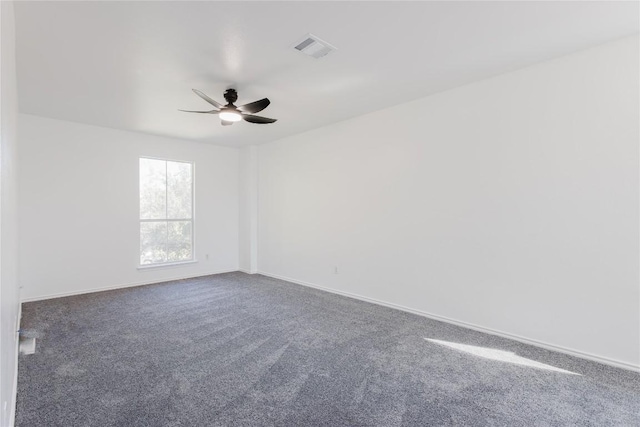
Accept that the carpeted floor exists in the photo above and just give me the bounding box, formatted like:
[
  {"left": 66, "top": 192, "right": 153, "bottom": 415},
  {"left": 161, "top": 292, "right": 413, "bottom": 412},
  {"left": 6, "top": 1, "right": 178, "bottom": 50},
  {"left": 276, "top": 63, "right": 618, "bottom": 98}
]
[{"left": 16, "top": 272, "right": 640, "bottom": 426}]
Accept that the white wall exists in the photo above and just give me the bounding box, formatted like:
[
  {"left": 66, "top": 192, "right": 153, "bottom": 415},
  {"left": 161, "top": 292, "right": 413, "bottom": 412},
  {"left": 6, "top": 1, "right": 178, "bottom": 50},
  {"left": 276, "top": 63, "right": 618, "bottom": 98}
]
[
  {"left": 18, "top": 114, "right": 239, "bottom": 301},
  {"left": 239, "top": 145, "right": 258, "bottom": 273},
  {"left": 257, "top": 36, "right": 640, "bottom": 369},
  {"left": 0, "top": 2, "right": 20, "bottom": 425}
]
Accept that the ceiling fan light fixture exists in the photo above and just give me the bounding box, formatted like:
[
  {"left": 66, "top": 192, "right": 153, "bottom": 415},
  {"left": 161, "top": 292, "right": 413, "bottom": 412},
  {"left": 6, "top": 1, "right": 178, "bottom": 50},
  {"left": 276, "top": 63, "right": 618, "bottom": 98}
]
[
  {"left": 219, "top": 110, "right": 242, "bottom": 122},
  {"left": 181, "top": 88, "right": 276, "bottom": 125}
]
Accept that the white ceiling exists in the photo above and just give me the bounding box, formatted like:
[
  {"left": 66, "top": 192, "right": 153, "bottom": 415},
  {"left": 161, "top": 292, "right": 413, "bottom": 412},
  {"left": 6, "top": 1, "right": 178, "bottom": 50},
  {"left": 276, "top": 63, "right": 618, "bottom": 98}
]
[{"left": 15, "top": 1, "right": 639, "bottom": 147}]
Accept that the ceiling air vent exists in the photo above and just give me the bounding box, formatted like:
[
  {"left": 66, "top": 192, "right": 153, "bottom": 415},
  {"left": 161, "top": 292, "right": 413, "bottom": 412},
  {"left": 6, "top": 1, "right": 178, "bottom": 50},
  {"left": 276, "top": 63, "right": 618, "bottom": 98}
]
[{"left": 294, "top": 34, "right": 337, "bottom": 59}]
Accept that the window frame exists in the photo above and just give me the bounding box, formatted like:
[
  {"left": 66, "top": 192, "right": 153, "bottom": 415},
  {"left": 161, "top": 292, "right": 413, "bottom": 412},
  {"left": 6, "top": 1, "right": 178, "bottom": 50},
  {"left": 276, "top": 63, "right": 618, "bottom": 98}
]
[{"left": 138, "top": 156, "right": 196, "bottom": 268}]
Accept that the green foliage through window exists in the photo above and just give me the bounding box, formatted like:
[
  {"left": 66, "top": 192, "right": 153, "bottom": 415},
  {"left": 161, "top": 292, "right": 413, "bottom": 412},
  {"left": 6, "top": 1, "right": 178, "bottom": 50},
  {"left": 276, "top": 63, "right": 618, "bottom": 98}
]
[{"left": 140, "top": 158, "right": 193, "bottom": 265}]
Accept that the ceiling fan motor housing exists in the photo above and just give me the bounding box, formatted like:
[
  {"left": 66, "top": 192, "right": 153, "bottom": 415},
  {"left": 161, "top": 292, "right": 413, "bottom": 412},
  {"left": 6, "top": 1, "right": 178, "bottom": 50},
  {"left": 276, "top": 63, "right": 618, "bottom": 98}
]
[{"left": 224, "top": 88, "right": 238, "bottom": 105}]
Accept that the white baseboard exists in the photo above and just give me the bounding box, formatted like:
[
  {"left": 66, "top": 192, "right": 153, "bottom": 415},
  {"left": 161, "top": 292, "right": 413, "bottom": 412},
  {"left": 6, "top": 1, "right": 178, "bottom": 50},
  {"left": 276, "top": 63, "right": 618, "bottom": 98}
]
[
  {"left": 9, "top": 301, "right": 22, "bottom": 427},
  {"left": 257, "top": 271, "right": 640, "bottom": 373},
  {"left": 238, "top": 269, "right": 258, "bottom": 274},
  {"left": 20, "top": 269, "right": 239, "bottom": 303}
]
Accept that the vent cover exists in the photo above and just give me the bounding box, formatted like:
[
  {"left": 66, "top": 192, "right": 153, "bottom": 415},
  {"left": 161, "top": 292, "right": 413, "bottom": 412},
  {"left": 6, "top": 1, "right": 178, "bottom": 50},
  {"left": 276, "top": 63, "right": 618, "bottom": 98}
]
[
  {"left": 294, "top": 34, "right": 337, "bottom": 59},
  {"left": 19, "top": 337, "right": 36, "bottom": 355}
]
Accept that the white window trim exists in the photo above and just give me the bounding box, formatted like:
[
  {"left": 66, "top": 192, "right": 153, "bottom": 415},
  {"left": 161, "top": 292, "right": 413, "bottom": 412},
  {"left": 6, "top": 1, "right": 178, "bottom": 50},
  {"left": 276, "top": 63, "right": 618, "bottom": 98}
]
[
  {"left": 137, "top": 259, "right": 198, "bottom": 270},
  {"left": 139, "top": 157, "right": 195, "bottom": 267}
]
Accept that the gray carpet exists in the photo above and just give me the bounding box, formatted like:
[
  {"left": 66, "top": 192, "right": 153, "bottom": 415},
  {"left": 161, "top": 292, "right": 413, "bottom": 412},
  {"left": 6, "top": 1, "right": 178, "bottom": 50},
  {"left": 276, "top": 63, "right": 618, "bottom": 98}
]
[{"left": 16, "top": 272, "right": 640, "bottom": 426}]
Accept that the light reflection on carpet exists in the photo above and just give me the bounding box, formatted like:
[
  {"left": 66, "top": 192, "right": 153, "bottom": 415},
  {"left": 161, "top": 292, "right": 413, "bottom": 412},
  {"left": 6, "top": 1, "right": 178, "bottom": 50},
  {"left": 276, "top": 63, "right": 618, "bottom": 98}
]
[{"left": 426, "top": 338, "right": 579, "bottom": 375}]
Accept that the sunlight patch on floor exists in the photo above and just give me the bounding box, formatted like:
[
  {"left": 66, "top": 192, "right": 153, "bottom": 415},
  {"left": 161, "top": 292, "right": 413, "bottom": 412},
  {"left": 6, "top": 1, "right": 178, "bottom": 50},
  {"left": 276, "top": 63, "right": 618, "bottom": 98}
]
[{"left": 425, "top": 338, "right": 579, "bottom": 375}]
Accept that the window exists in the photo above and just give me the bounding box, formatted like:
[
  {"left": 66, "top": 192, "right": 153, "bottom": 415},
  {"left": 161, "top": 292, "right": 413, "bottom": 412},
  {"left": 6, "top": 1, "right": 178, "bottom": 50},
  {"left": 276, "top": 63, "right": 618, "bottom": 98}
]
[{"left": 139, "top": 158, "right": 193, "bottom": 266}]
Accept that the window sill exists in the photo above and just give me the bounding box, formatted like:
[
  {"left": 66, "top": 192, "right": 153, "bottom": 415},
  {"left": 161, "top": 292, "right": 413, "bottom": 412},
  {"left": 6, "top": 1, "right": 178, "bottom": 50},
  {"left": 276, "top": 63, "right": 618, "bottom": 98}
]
[{"left": 137, "top": 260, "right": 198, "bottom": 270}]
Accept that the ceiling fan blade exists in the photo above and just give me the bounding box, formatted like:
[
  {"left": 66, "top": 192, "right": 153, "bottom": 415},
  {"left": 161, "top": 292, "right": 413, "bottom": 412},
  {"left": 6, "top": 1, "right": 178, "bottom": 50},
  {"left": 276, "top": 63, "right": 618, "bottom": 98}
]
[
  {"left": 192, "top": 89, "right": 223, "bottom": 109},
  {"left": 221, "top": 120, "right": 233, "bottom": 126},
  {"left": 238, "top": 98, "right": 270, "bottom": 114},
  {"left": 178, "top": 109, "right": 219, "bottom": 114},
  {"left": 242, "top": 114, "right": 277, "bottom": 124}
]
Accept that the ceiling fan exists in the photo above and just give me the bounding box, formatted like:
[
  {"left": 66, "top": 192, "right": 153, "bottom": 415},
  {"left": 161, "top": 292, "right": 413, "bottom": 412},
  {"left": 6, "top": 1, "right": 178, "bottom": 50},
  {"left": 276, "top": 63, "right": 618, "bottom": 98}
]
[{"left": 180, "top": 88, "right": 277, "bottom": 126}]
